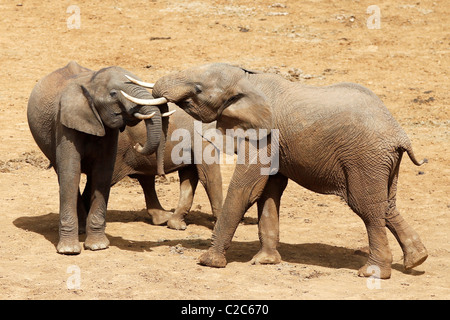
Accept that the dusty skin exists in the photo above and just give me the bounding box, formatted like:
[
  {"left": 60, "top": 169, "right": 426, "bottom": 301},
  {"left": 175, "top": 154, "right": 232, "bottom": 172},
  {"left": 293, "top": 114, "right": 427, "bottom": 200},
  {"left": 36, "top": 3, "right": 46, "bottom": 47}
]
[{"left": 0, "top": 1, "right": 448, "bottom": 299}]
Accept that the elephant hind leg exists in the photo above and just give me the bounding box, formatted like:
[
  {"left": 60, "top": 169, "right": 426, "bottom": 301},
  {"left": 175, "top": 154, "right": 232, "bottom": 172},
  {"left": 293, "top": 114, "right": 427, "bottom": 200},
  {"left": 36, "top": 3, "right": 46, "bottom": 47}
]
[
  {"left": 386, "top": 208, "right": 428, "bottom": 270},
  {"left": 345, "top": 170, "right": 393, "bottom": 279},
  {"left": 136, "top": 175, "right": 173, "bottom": 226},
  {"left": 385, "top": 161, "right": 428, "bottom": 270},
  {"left": 167, "top": 167, "right": 199, "bottom": 230}
]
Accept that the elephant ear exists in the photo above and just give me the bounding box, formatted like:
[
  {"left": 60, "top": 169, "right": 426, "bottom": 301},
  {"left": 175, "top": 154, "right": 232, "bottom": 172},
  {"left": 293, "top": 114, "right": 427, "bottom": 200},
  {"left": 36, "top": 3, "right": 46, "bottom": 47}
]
[
  {"left": 60, "top": 83, "right": 105, "bottom": 137},
  {"left": 217, "top": 78, "right": 273, "bottom": 137}
]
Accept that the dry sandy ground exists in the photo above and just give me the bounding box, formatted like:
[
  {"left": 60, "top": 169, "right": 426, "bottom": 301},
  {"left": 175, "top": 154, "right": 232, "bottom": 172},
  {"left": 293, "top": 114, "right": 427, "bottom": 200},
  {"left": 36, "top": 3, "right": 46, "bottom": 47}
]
[{"left": 0, "top": 0, "right": 448, "bottom": 300}]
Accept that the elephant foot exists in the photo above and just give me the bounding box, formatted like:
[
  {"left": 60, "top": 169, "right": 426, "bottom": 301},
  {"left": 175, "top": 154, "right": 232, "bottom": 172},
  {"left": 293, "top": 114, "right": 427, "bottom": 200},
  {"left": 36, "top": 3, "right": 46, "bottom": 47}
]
[
  {"left": 84, "top": 234, "right": 109, "bottom": 251},
  {"left": 251, "top": 249, "right": 281, "bottom": 265},
  {"left": 403, "top": 239, "right": 428, "bottom": 270},
  {"left": 357, "top": 264, "right": 391, "bottom": 279},
  {"left": 148, "top": 209, "right": 173, "bottom": 225},
  {"left": 57, "top": 238, "right": 81, "bottom": 255},
  {"left": 198, "top": 248, "right": 227, "bottom": 268},
  {"left": 167, "top": 216, "right": 187, "bottom": 230}
]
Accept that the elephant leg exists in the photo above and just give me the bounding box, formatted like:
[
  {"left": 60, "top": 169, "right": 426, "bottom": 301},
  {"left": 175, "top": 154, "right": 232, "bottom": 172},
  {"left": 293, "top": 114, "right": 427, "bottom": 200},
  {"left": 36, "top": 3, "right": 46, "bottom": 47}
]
[
  {"left": 84, "top": 135, "right": 117, "bottom": 251},
  {"left": 199, "top": 160, "right": 270, "bottom": 268},
  {"left": 136, "top": 175, "right": 173, "bottom": 225},
  {"left": 251, "top": 173, "right": 288, "bottom": 265},
  {"left": 56, "top": 136, "right": 82, "bottom": 254},
  {"left": 346, "top": 170, "right": 393, "bottom": 279},
  {"left": 385, "top": 167, "right": 427, "bottom": 270},
  {"left": 167, "top": 167, "right": 199, "bottom": 230},
  {"left": 386, "top": 208, "right": 428, "bottom": 270},
  {"left": 83, "top": 169, "right": 111, "bottom": 251},
  {"left": 196, "top": 163, "right": 223, "bottom": 219}
]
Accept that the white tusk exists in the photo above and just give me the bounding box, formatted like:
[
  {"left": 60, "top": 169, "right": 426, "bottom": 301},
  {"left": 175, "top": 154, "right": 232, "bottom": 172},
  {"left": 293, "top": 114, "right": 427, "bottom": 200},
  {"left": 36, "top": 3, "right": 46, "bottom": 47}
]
[
  {"left": 121, "top": 90, "right": 168, "bottom": 106},
  {"left": 133, "top": 143, "right": 145, "bottom": 153},
  {"left": 134, "top": 112, "right": 155, "bottom": 120},
  {"left": 162, "top": 109, "right": 176, "bottom": 117},
  {"left": 125, "top": 75, "right": 155, "bottom": 89}
]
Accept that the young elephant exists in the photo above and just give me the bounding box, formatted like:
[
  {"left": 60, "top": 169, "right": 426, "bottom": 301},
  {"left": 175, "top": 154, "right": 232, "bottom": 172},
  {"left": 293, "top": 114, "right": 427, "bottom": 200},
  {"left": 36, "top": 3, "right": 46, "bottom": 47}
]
[
  {"left": 27, "top": 61, "right": 169, "bottom": 254},
  {"left": 137, "top": 63, "right": 428, "bottom": 279},
  {"left": 110, "top": 102, "right": 223, "bottom": 230}
]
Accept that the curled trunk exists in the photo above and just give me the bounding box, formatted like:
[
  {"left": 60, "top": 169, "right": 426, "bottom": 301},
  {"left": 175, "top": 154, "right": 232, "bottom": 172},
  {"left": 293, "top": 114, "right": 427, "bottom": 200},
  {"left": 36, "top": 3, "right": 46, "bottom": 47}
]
[
  {"left": 121, "top": 83, "right": 167, "bottom": 175},
  {"left": 134, "top": 105, "right": 162, "bottom": 156},
  {"left": 134, "top": 104, "right": 168, "bottom": 177}
]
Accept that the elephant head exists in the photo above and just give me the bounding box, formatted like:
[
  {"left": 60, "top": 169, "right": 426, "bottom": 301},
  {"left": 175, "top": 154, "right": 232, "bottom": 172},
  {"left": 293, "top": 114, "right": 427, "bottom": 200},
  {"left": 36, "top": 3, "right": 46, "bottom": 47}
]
[
  {"left": 59, "top": 65, "right": 170, "bottom": 175},
  {"left": 128, "top": 63, "right": 273, "bottom": 135}
]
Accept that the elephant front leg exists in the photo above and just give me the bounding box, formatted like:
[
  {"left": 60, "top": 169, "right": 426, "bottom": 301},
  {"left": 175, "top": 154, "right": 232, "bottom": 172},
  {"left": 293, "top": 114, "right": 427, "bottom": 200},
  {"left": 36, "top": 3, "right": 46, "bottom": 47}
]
[
  {"left": 84, "top": 174, "right": 112, "bottom": 250},
  {"left": 84, "top": 138, "right": 117, "bottom": 251},
  {"left": 251, "top": 173, "right": 288, "bottom": 265},
  {"left": 199, "top": 162, "right": 270, "bottom": 268},
  {"left": 84, "top": 185, "right": 110, "bottom": 251},
  {"left": 197, "top": 162, "right": 223, "bottom": 219},
  {"left": 56, "top": 145, "right": 82, "bottom": 254}
]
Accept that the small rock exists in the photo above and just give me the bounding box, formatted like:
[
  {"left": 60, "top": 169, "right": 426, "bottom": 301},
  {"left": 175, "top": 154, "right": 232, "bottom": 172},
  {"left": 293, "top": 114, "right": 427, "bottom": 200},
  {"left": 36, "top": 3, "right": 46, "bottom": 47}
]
[
  {"left": 267, "top": 12, "right": 289, "bottom": 16},
  {"left": 170, "top": 243, "right": 184, "bottom": 254},
  {"left": 269, "top": 3, "right": 287, "bottom": 8}
]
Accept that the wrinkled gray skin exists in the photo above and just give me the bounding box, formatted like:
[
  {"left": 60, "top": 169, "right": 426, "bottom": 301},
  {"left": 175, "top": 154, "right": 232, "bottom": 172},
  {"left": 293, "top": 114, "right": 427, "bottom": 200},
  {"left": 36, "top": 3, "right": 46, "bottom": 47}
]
[
  {"left": 151, "top": 63, "right": 428, "bottom": 278},
  {"left": 27, "top": 61, "right": 166, "bottom": 254},
  {"left": 110, "top": 103, "right": 223, "bottom": 230}
]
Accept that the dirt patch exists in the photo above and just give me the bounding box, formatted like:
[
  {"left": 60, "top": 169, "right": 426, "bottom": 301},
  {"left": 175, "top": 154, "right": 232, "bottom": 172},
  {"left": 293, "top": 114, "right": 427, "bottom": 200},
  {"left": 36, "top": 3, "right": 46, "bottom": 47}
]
[{"left": 0, "top": 0, "right": 448, "bottom": 300}]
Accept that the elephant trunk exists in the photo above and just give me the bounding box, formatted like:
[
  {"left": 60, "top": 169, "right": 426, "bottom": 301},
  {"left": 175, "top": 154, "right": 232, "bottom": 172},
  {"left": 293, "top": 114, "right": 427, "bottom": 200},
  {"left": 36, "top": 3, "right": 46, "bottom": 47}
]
[
  {"left": 152, "top": 72, "right": 192, "bottom": 103},
  {"left": 121, "top": 80, "right": 171, "bottom": 176},
  {"left": 134, "top": 104, "right": 162, "bottom": 157},
  {"left": 156, "top": 104, "right": 169, "bottom": 177}
]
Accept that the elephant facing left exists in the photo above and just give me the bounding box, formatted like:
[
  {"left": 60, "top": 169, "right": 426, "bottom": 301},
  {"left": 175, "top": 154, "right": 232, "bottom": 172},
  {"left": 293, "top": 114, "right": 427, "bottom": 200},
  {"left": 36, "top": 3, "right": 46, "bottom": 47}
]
[{"left": 27, "top": 61, "right": 169, "bottom": 254}]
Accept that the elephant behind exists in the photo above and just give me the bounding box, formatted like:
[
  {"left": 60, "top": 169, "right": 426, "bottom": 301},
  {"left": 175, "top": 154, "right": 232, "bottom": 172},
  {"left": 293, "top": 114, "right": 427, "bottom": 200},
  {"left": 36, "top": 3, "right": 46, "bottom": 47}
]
[{"left": 110, "top": 103, "right": 223, "bottom": 230}]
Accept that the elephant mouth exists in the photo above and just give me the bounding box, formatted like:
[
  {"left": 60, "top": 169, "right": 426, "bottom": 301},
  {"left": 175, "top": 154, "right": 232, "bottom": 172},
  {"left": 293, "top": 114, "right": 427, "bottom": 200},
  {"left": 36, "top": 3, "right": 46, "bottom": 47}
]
[
  {"left": 178, "top": 100, "right": 197, "bottom": 116},
  {"left": 178, "top": 99, "right": 217, "bottom": 123},
  {"left": 114, "top": 110, "right": 140, "bottom": 127}
]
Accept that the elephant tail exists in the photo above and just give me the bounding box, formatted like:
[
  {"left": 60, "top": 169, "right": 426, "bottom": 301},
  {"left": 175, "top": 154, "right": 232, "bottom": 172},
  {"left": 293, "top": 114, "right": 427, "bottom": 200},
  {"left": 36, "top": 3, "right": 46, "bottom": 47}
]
[{"left": 399, "top": 139, "right": 427, "bottom": 166}]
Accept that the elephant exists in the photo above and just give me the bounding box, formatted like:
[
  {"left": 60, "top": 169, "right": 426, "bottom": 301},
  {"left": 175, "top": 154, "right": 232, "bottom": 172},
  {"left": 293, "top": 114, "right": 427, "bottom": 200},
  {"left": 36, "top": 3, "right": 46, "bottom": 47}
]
[
  {"left": 135, "top": 62, "right": 428, "bottom": 279},
  {"left": 110, "top": 102, "right": 223, "bottom": 230},
  {"left": 27, "top": 61, "right": 170, "bottom": 254}
]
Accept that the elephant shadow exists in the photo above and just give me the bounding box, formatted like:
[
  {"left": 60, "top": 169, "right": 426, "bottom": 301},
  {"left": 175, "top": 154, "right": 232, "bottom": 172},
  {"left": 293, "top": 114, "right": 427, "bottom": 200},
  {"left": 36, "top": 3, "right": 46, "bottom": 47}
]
[{"left": 13, "top": 211, "right": 415, "bottom": 275}]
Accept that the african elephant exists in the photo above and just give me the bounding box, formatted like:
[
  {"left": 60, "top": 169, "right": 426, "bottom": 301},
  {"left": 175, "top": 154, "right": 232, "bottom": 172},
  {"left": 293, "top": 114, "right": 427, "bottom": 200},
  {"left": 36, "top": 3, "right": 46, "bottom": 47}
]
[
  {"left": 110, "top": 102, "right": 223, "bottom": 230},
  {"left": 136, "top": 63, "right": 428, "bottom": 279},
  {"left": 27, "top": 61, "right": 170, "bottom": 254}
]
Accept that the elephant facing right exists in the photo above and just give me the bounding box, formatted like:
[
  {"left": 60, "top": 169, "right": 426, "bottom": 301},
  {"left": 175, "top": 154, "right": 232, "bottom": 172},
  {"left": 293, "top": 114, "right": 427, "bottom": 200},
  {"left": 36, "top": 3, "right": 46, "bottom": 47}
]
[{"left": 140, "top": 63, "right": 429, "bottom": 279}]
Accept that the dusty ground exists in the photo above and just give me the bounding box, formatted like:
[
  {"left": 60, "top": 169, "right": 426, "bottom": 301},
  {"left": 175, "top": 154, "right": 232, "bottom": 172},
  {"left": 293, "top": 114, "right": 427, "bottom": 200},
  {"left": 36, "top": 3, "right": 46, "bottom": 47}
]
[{"left": 0, "top": 0, "right": 448, "bottom": 300}]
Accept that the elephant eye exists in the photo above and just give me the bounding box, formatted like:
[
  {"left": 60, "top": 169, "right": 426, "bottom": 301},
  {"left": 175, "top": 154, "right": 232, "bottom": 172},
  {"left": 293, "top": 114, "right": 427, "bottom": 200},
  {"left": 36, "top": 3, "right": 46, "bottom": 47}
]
[
  {"left": 110, "top": 90, "right": 118, "bottom": 98},
  {"left": 194, "top": 84, "right": 202, "bottom": 94}
]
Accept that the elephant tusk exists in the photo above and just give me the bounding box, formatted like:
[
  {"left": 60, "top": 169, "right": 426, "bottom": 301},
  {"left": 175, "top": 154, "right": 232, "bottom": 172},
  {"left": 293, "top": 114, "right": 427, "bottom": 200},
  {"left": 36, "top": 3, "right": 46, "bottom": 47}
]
[
  {"left": 125, "top": 75, "right": 155, "bottom": 89},
  {"left": 133, "top": 143, "right": 145, "bottom": 153},
  {"left": 121, "top": 90, "right": 168, "bottom": 106},
  {"left": 162, "top": 110, "right": 176, "bottom": 117},
  {"left": 133, "top": 112, "right": 156, "bottom": 120}
]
